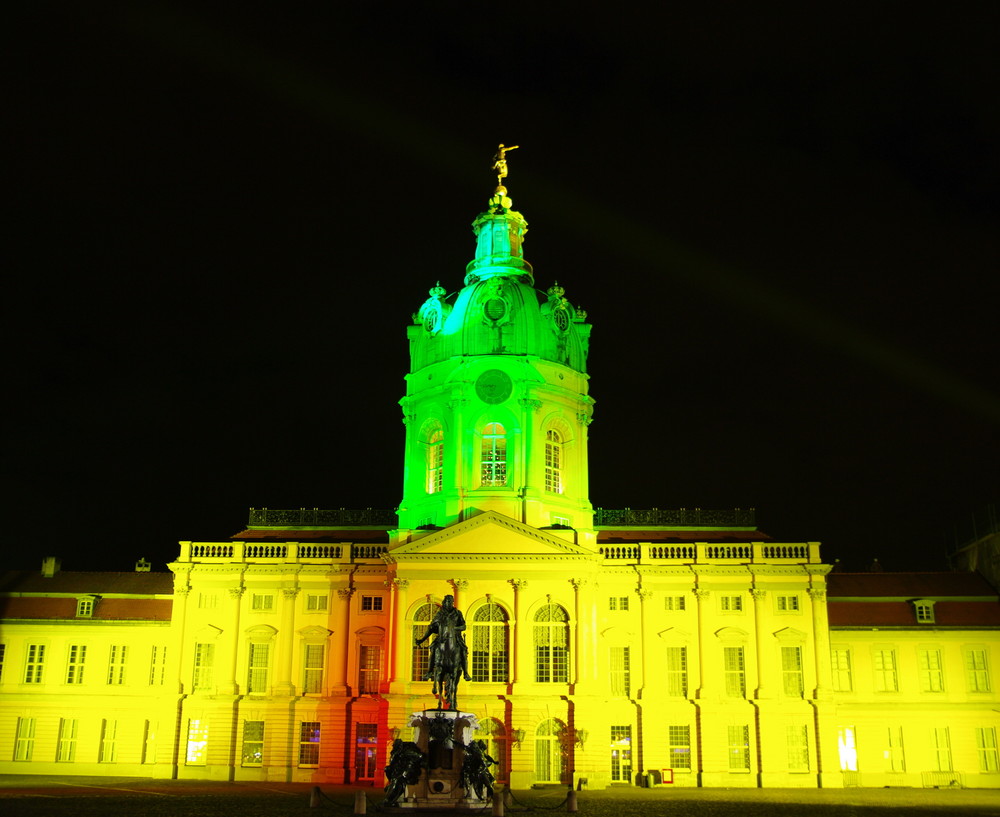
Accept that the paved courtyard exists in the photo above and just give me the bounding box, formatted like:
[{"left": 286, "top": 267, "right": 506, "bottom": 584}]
[{"left": 1, "top": 775, "right": 999, "bottom": 816}]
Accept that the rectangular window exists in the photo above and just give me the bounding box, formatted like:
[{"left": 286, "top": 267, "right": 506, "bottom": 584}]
[
  {"left": 303, "top": 644, "right": 324, "bottom": 694},
  {"left": 427, "top": 436, "right": 443, "bottom": 494},
  {"left": 480, "top": 423, "right": 507, "bottom": 486},
  {"left": 251, "top": 594, "right": 274, "bottom": 612},
  {"left": 837, "top": 726, "right": 858, "bottom": 771},
  {"left": 100, "top": 719, "right": 118, "bottom": 763},
  {"left": 976, "top": 727, "right": 999, "bottom": 772},
  {"left": 57, "top": 719, "right": 78, "bottom": 762},
  {"left": 299, "top": 722, "right": 321, "bottom": 766},
  {"left": 359, "top": 645, "right": 381, "bottom": 694},
  {"left": 918, "top": 648, "right": 944, "bottom": 692},
  {"left": 608, "top": 596, "right": 629, "bottom": 611},
  {"left": 248, "top": 643, "right": 270, "bottom": 694},
  {"left": 142, "top": 720, "right": 158, "bottom": 764},
  {"left": 967, "top": 649, "right": 991, "bottom": 692},
  {"left": 873, "top": 649, "right": 898, "bottom": 692},
  {"left": 933, "top": 727, "right": 952, "bottom": 772},
  {"left": 781, "top": 646, "right": 804, "bottom": 697},
  {"left": 664, "top": 595, "right": 686, "bottom": 611},
  {"left": 149, "top": 645, "right": 167, "bottom": 685},
  {"left": 544, "top": 432, "right": 562, "bottom": 494},
  {"left": 777, "top": 595, "right": 800, "bottom": 612},
  {"left": 787, "top": 725, "right": 810, "bottom": 772},
  {"left": 720, "top": 595, "right": 743, "bottom": 612},
  {"left": 76, "top": 597, "right": 95, "bottom": 617},
  {"left": 186, "top": 718, "right": 207, "bottom": 765},
  {"left": 915, "top": 602, "right": 934, "bottom": 622},
  {"left": 355, "top": 723, "right": 378, "bottom": 780},
  {"left": 24, "top": 644, "right": 45, "bottom": 684},
  {"left": 198, "top": 593, "right": 218, "bottom": 609},
  {"left": 724, "top": 646, "right": 746, "bottom": 697},
  {"left": 306, "top": 594, "right": 328, "bottom": 612},
  {"left": 665, "top": 646, "right": 688, "bottom": 697},
  {"left": 361, "top": 595, "right": 383, "bottom": 612},
  {"left": 610, "top": 646, "right": 631, "bottom": 697},
  {"left": 242, "top": 721, "right": 264, "bottom": 766},
  {"left": 193, "top": 643, "right": 215, "bottom": 691},
  {"left": 107, "top": 645, "right": 128, "bottom": 685},
  {"left": 831, "top": 648, "right": 853, "bottom": 692},
  {"left": 14, "top": 717, "right": 35, "bottom": 761},
  {"left": 667, "top": 725, "right": 691, "bottom": 771},
  {"left": 610, "top": 725, "right": 632, "bottom": 782},
  {"left": 728, "top": 725, "right": 750, "bottom": 771},
  {"left": 66, "top": 645, "right": 87, "bottom": 685},
  {"left": 886, "top": 727, "right": 905, "bottom": 772}
]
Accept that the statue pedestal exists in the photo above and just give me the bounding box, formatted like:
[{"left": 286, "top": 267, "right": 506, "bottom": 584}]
[{"left": 400, "top": 709, "right": 483, "bottom": 809}]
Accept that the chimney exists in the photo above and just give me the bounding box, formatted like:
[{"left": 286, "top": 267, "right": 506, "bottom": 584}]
[
  {"left": 135, "top": 557, "right": 151, "bottom": 573},
  {"left": 41, "top": 556, "right": 62, "bottom": 578}
]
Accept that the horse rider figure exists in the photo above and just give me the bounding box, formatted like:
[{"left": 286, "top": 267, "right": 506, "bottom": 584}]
[{"left": 415, "top": 594, "right": 473, "bottom": 685}]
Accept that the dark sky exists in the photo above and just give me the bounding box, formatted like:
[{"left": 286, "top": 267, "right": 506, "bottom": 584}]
[{"left": 7, "top": 3, "right": 999, "bottom": 574}]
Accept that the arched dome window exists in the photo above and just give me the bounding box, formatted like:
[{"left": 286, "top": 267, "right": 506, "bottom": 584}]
[
  {"left": 544, "top": 430, "right": 563, "bottom": 494},
  {"left": 481, "top": 423, "right": 507, "bottom": 486},
  {"left": 426, "top": 428, "right": 443, "bottom": 494}
]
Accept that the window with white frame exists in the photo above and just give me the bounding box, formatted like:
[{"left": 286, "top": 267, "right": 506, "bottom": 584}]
[
  {"left": 776, "top": 595, "right": 800, "bottom": 612},
  {"left": 24, "top": 644, "right": 45, "bottom": 684},
  {"left": 471, "top": 602, "right": 509, "bottom": 683},
  {"left": 57, "top": 718, "right": 78, "bottom": 762},
  {"left": 299, "top": 722, "right": 321, "bottom": 766},
  {"left": 193, "top": 643, "right": 215, "bottom": 691},
  {"left": 359, "top": 645, "right": 381, "bottom": 694},
  {"left": 544, "top": 429, "right": 563, "bottom": 494},
  {"left": 100, "top": 719, "right": 119, "bottom": 763},
  {"left": 976, "top": 727, "right": 999, "bottom": 772},
  {"left": 14, "top": 717, "right": 35, "bottom": 761},
  {"left": 242, "top": 721, "right": 264, "bottom": 766},
  {"left": 197, "top": 593, "right": 219, "bottom": 609},
  {"left": 720, "top": 595, "right": 743, "bottom": 612},
  {"left": 873, "top": 649, "right": 898, "bottom": 692},
  {"left": 107, "top": 645, "right": 128, "bottom": 685},
  {"left": 76, "top": 596, "right": 96, "bottom": 617},
  {"left": 913, "top": 600, "right": 935, "bottom": 623},
  {"left": 427, "top": 428, "right": 444, "bottom": 494},
  {"left": 66, "top": 645, "right": 87, "bottom": 684},
  {"left": 247, "top": 642, "right": 271, "bottom": 694},
  {"left": 918, "top": 648, "right": 944, "bottom": 692},
  {"left": 664, "top": 595, "right": 686, "bottom": 611},
  {"left": 251, "top": 594, "right": 274, "bottom": 612},
  {"left": 724, "top": 646, "right": 746, "bottom": 697},
  {"left": 534, "top": 604, "right": 570, "bottom": 683},
  {"left": 665, "top": 646, "right": 688, "bottom": 697},
  {"left": 933, "top": 727, "right": 952, "bottom": 772},
  {"left": 787, "top": 725, "right": 810, "bottom": 772},
  {"left": 782, "top": 646, "right": 804, "bottom": 697},
  {"left": 668, "top": 725, "right": 691, "bottom": 770},
  {"left": 608, "top": 596, "right": 629, "bottom": 611},
  {"left": 149, "top": 645, "right": 167, "bottom": 685},
  {"left": 831, "top": 648, "right": 853, "bottom": 692},
  {"left": 967, "top": 649, "right": 991, "bottom": 692},
  {"left": 305, "top": 594, "right": 328, "bottom": 612},
  {"left": 610, "top": 646, "right": 631, "bottom": 697},
  {"left": 886, "top": 726, "right": 905, "bottom": 772},
  {"left": 480, "top": 422, "right": 507, "bottom": 486},
  {"left": 303, "top": 644, "right": 325, "bottom": 694},
  {"left": 361, "top": 595, "right": 383, "bottom": 612},
  {"left": 728, "top": 725, "right": 750, "bottom": 771}
]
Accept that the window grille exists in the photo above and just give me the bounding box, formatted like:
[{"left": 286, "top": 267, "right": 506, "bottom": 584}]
[
  {"left": 787, "top": 725, "right": 809, "bottom": 771},
  {"left": 967, "top": 650, "right": 991, "bottom": 692},
  {"left": 665, "top": 646, "right": 687, "bottom": 697},
  {"left": 427, "top": 430, "right": 443, "bottom": 493},
  {"left": 781, "top": 646, "right": 804, "bottom": 697},
  {"left": 667, "top": 725, "right": 691, "bottom": 770},
  {"left": 359, "top": 645, "right": 381, "bottom": 694},
  {"left": 481, "top": 423, "right": 507, "bottom": 486},
  {"left": 248, "top": 643, "right": 270, "bottom": 694},
  {"left": 610, "top": 646, "right": 631, "bottom": 697},
  {"left": 545, "top": 430, "right": 563, "bottom": 494},
  {"left": 242, "top": 721, "right": 264, "bottom": 766},
  {"left": 724, "top": 646, "right": 746, "bottom": 697},
  {"left": 919, "top": 649, "right": 944, "bottom": 692},
  {"left": 727, "top": 725, "right": 750, "bottom": 771},
  {"left": 66, "top": 645, "right": 87, "bottom": 684},
  {"left": 534, "top": 604, "right": 569, "bottom": 683},
  {"left": 471, "top": 602, "right": 509, "bottom": 683},
  {"left": 24, "top": 644, "right": 45, "bottom": 684},
  {"left": 107, "top": 645, "right": 128, "bottom": 685},
  {"left": 831, "top": 648, "right": 852, "bottom": 692},
  {"left": 874, "top": 649, "right": 898, "bottom": 692},
  {"left": 299, "top": 722, "right": 321, "bottom": 766}
]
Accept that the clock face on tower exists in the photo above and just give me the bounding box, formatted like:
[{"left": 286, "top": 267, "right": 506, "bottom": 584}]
[{"left": 475, "top": 369, "right": 513, "bottom": 404}]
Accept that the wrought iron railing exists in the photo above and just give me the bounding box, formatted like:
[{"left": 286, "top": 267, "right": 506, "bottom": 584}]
[
  {"left": 247, "top": 508, "right": 397, "bottom": 527},
  {"left": 594, "top": 507, "right": 755, "bottom": 526}
]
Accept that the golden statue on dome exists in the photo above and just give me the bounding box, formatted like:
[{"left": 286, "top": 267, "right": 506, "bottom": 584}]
[{"left": 492, "top": 143, "right": 519, "bottom": 187}]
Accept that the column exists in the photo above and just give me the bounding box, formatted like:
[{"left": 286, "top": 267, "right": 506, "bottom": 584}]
[
  {"left": 750, "top": 589, "right": 770, "bottom": 698},
  {"left": 219, "top": 586, "right": 244, "bottom": 696},
  {"left": 273, "top": 587, "right": 299, "bottom": 697},
  {"left": 510, "top": 580, "right": 528, "bottom": 686},
  {"left": 636, "top": 588, "right": 653, "bottom": 697},
  {"left": 693, "top": 589, "right": 713, "bottom": 698},
  {"left": 390, "top": 578, "right": 410, "bottom": 686},
  {"left": 335, "top": 588, "right": 355, "bottom": 693}
]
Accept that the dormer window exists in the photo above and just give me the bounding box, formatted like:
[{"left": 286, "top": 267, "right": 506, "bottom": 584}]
[
  {"left": 76, "top": 596, "right": 97, "bottom": 618},
  {"left": 913, "top": 599, "right": 936, "bottom": 624}
]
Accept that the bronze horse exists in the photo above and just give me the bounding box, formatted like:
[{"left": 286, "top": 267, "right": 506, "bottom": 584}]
[{"left": 415, "top": 594, "right": 472, "bottom": 710}]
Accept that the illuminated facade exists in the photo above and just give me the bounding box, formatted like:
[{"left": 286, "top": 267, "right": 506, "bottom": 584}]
[{"left": 1, "top": 184, "right": 998, "bottom": 788}]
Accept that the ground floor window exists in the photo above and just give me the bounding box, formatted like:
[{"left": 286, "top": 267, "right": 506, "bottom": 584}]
[
  {"left": 299, "top": 722, "right": 321, "bottom": 766},
  {"left": 100, "top": 719, "right": 119, "bottom": 764},
  {"left": 977, "top": 727, "right": 999, "bottom": 772},
  {"left": 837, "top": 726, "right": 858, "bottom": 771},
  {"left": 886, "top": 727, "right": 905, "bottom": 772},
  {"left": 57, "top": 718, "right": 78, "bottom": 762},
  {"left": 787, "top": 725, "right": 809, "bottom": 772},
  {"left": 534, "top": 719, "right": 567, "bottom": 784},
  {"left": 610, "top": 725, "right": 633, "bottom": 783},
  {"left": 727, "top": 725, "right": 750, "bottom": 772},
  {"left": 14, "top": 717, "right": 35, "bottom": 761},
  {"left": 186, "top": 719, "right": 207, "bottom": 765},
  {"left": 667, "top": 725, "right": 691, "bottom": 771},
  {"left": 242, "top": 721, "right": 264, "bottom": 766},
  {"left": 355, "top": 723, "right": 378, "bottom": 780}
]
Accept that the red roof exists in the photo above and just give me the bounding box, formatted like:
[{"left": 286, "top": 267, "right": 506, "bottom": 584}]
[
  {"left": 827, "top": 572, "right": 998, "bottom": 598},
  {"left": 596, "top": 529, "right": 771, "bottom": 543},
  {"left": 0, "top": 596, "right": 172, "bottom": 621},
  {"left": 0, "top": 571, "right": 174, "bottom": 595}
]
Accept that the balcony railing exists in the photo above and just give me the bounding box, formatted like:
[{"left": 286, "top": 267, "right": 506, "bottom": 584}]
[
  {"left": 178, "top": 541, "right": 388, "bottom": 563},
  {"left": 594, "top": 508, "right": 756, "bottom": 527},
  {"left": 598, "top": 541, "right": 820, "bottom": 564},
  {"left": 248, "top": 508, "right": 397, "bottom": 527}
]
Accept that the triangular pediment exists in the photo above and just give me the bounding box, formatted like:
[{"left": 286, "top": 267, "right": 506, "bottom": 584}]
[{"left": 388, "top": 511, "right": 597, "bottom": 560}]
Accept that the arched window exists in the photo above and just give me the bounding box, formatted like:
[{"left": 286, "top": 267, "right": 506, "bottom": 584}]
[
  {"left": 534, "top": 718, "right": 568, "bottom": 784},
  {"left": 479, "top": 717, "right": 508, "bottom": 783},
  {"left": 426, "top": 429, "right": 443, "bottom": 494},
  {"left": 544, "top": 430, "right": 563, "bottom": 494},
  {"left": 481, "top": 423, "right": 507, "bottom": 486},
  {"left": 534, "top": 604, "right": 569, "bottom": 683},
  {"left": 411, "top": 602, "right": 439, "bottom": 681},
  {"left": 471, "top": 602, "right": 509, "bottom": 683}
]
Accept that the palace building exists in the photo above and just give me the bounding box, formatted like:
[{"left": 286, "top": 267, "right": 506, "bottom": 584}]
[{"left": 1, "top": 179, "right": 998, "bottom": 788}]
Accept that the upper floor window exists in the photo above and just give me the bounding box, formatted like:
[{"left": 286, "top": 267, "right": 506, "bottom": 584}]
[
  {"left": 471, "top": 602, "right": 509, "bottom": 683},
  {"left": 359, "top": 645, "right": 381, "bottom": 695},
  {"left": 913, "top": 599, "right": 936, "bottom": 623},
  {"left": 24, "top": 644, "right": 45, "bottom": 684},
  {"left": 831, "top": 648, "right": 853, "bottom": 692},
  {"left": 966, "top": 649, "right": 991, "bottom": 692},
  {"left": 545, "top": 430, "right": 563, "bottom": 494},
  {"left": 781, "top": 646, "right": 804, "bottom": 697},
  {"left": 873, "top": 649, "right": 898, "bottom": 692},
  {"left": 361, "top": 595, "right": 383, "bottom": 612},
  {"left": 251, "top": 594, "right": 274, "bottom": 612},
  {"left": 724, "top": 646, "right": 746, "bottom": 697},
  {"left": 76, "top": 596, "right": 96, "bottom": 618},
  {"left": 247, "top": 643, "right": 271, "bottom": 694},
  {"left": 411, "top": 602, "right": 439, "bottom": 681},
  {"left": 665, "top": 595, "right": 687, "bottom": 611},
  {"left": 427, "top": 429, "right": 444, "bottom": 494},
  {"left": 193, "top": 643, "right": 215, "bottom": 691},
  {"left": 107, "top": 645, "right": 128, "bottom": 685},
  {"left": 776, "top": 595, "right": 800, "bottom": 612},
  {"left": 610, "top": 646, "right": 631, "bottom": 697},
  {"left": 305, "top": 594, "right": 328, "bottom": 612},
  {"left": 534, "top": 604, "right": 570, "bottom": 683},
  {"left": 609, "top": 596, "right": 629, "bottom": 611},
  {"left": 66, "top": 645, "right": 87, "bottom": 685},
  {"left": 720, "top": 595, "right": 743, "bottom": 613},
  {"left": 480, "top": 423, "right": 507, "bottom": 486},
  {"left": 918, "top": 648, "right": 944, "bottom": 692}
]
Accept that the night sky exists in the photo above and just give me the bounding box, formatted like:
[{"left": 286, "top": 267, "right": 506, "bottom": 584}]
[{"left": 8, "top": 4, "right": 999, "bottom": 574}]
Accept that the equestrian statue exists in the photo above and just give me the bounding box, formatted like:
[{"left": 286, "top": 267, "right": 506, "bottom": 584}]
[{"left": 415, "top": 594, "right": 472, "bottom": 710}]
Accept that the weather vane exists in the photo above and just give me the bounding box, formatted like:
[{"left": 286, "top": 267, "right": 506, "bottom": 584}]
[{"left": 492, "top": 143, "right": 519, "bottom": 188}]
